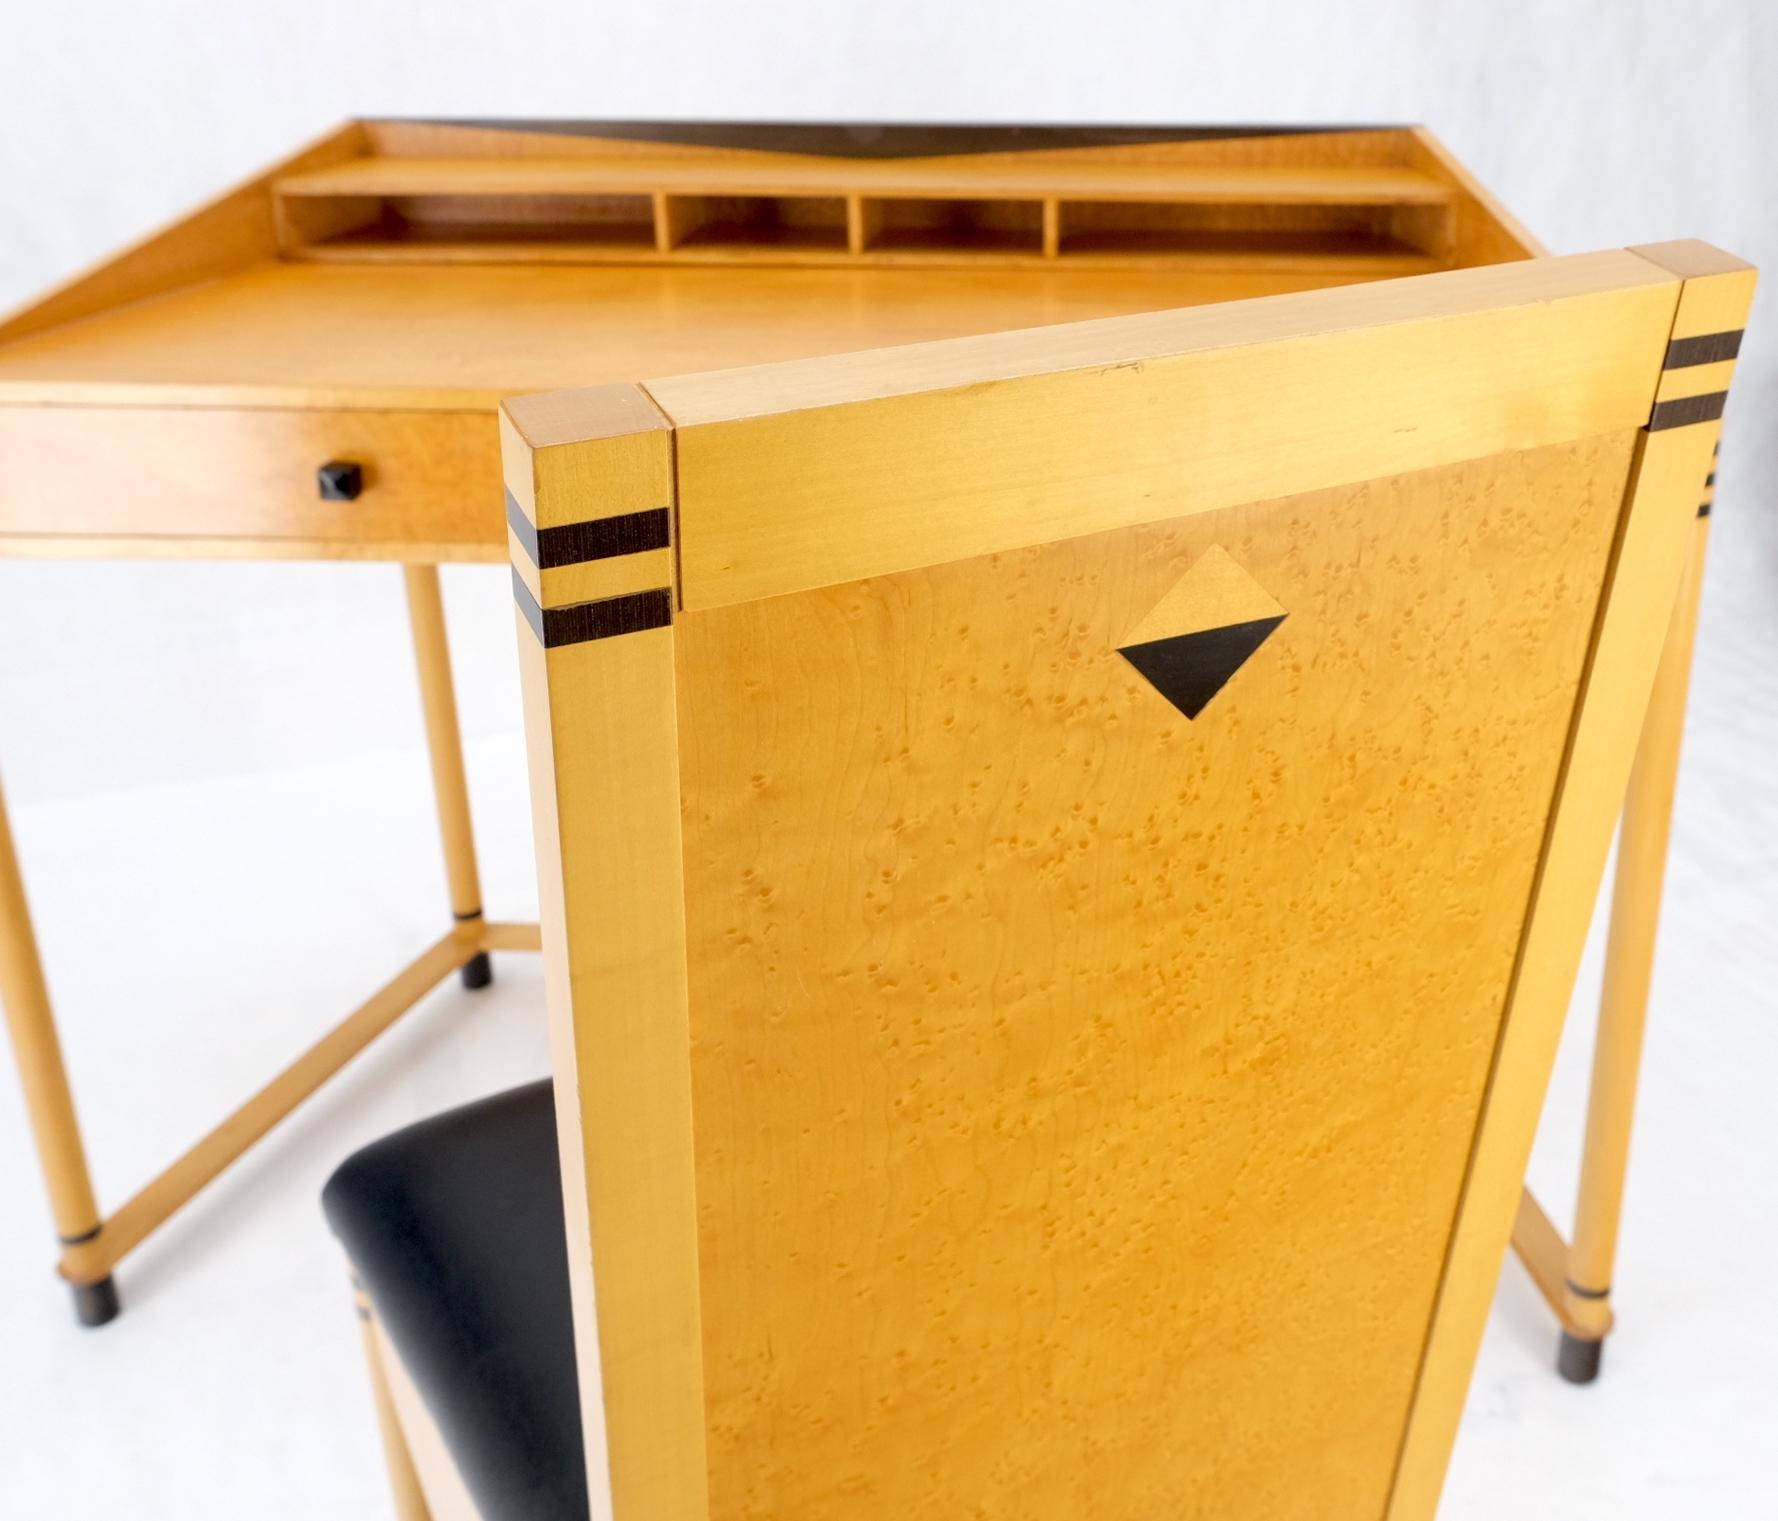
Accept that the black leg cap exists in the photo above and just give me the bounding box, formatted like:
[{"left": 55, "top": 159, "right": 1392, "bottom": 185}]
[
  {"left": 1557, "top": 1331, "right": 1603, "bottom": 1384},
  {"left": 460, "top": 951, "right": 493, "bottom": 991},
  {"left": 71, "top": 1275, "right": 121, "bottom": 1328}
]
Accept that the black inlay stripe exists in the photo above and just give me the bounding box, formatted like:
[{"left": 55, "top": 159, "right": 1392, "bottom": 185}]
[
  {"left": 59, "top": 1225, "right": 102, "bottom": 1246},
  {"left": 512, "top": 567, "right": 673, "bottom": 648},
  {"left": 1564, "top": 1279, "right": 1613, "bottom": 1301},
  {"left": 452, "top": 908, "right": 484, "bottom": 922},
  {"left": 1705, "top": 472, "right": 1716, "bottom": 486},
  {"left": 1699, "top": 500, "right": 1712, "bottom": 518},
  {"left": 403, "top": 119, "right": 1391, "bottom": 160},
  {"left": 1648, "top": 392, "right": 1728, "bottom": 431},
  {"left": 506, "top": 489, "right": 670, "bottom": 570},
  {"left": 1664, "top": 329, "right": 1743, "bottom": 369}
]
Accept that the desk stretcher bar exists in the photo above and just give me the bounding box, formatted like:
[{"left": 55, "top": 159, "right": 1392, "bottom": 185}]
[{"left": 53, "top": 921, "right": 542, "bottom": 1289}]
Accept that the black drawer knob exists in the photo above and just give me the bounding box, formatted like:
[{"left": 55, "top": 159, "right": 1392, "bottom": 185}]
[{"left": 317, "top": 460, "right": 364, "bottom": 501}]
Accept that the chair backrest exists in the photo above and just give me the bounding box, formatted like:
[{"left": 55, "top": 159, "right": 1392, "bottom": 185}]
[{"left": 502, "top": 241, "right": 1750, "bottom": 1521}]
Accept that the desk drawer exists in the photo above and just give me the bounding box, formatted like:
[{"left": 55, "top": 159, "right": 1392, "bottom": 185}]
[{"left": 0, "top": 404, "right": 503, "bottom": 557}]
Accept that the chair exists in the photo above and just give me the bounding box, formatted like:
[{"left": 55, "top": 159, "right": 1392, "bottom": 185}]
[{"left": 324, "top": 240, "right": 1751, "bottom": 1520}]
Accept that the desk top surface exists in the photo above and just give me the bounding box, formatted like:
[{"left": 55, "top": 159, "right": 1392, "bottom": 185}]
[{"left": 0, "top": 258, "right": 1386, "bottom": 411}]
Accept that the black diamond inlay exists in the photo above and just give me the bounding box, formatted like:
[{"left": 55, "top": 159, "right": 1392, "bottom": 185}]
[{"left": 1118, "top": 615, "right": 1285, "bottom": 719}]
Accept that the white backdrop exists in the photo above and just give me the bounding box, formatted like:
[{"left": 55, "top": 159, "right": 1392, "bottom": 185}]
[{"left": 0, "top": 3, "right": 1775, "bottom": 1518}]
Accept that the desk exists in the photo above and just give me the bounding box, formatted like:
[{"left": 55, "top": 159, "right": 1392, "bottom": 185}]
[{"left": 0, "top": 121, "right": 1712, "bottom": 1371}]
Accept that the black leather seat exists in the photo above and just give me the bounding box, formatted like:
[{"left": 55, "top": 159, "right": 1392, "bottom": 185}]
[{"left": 322, "top": 1081, "right": 587, "bottom": 1521}]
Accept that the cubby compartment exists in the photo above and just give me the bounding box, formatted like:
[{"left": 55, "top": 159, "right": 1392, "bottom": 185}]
[
  {"left": 269, "top": 151, "right": 1458, "bottom": 272},
  {"left": 279, "top": 189, "right": 659, "bottom": 261},
  {"left": 1056, "top": 199, "right": 1452, "bottom": 268},
  {"left": 860, "top": 197, "right": 1045, "bottom": 258},
  {"left": 659, "top": 195, "right": 849, "bottom": 255}
]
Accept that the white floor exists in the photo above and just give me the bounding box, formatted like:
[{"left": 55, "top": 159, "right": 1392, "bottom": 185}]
[{"left": 1, "top": 512, "right": 1775, "bottom": 1514}]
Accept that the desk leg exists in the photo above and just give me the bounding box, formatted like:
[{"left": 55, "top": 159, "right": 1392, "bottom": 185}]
[
  {"left": 1558, "top": 505, "right": 1710, "bottom": 1383},
  {"left": 403, "top": 565, "right": 492, "bottom": 991},
  {"left": 0, "top": 771, "right": 119, "bottom": 1325}
]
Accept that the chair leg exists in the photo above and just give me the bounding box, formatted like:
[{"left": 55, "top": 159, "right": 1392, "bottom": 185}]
[
  {"left": 403, "top": 564, "right": 492, "bottom": 992},
  {"left": 0, "top": 770, "right": 119, "bottom": 1326},
  {"left": 1560, "top": 511, "right": 1709, "bottom": 1383},
  {"left": 353, "top": 1278, "right": 433, "bottom": 1521}
]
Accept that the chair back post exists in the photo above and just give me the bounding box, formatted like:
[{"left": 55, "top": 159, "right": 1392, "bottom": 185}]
[{"left": 503, "top": 386, "right": 709, "bottom": 1521}]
